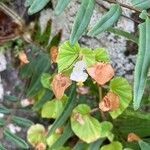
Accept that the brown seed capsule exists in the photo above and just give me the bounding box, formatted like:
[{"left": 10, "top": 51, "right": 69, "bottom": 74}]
[
  {"left": 127, "top": 133, "right": 140, "bottom": 142},
  {"left": 87, "top": 63, "right": 114, "bottom": 85},
  {"left": 99, "top": 91, "right": 119, "bottom": 112},
  {"left": 18, "top": 51, "right": 29, "bottom": 65},
  {"left": 51, "top": 73, "right": 71, "bottom": 99},
  {"left": 50, "top": 46, "right": 58, "bottom": 63},
  {"left": 35, "top": 142, "right": 46, "bottom": 150}
]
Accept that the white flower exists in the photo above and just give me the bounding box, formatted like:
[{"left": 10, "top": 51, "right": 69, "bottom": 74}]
[
  {"left": 70, "top": 61, "right": 88, "bottom": 83},
  {"left": 73, "top": 60, "right": 87, "bottom": 71},
  {"left": 0, "top": 113, "right": 4, "bottom": 118}
]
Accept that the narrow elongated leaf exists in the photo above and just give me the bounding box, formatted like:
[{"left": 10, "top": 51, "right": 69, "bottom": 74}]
[
  {"left": 55, "top": 0, "right": 71, "bottom": 15},
  {"left": 88, "top": 138, "right": 105, "bottom": 150},
  {"left": 107, "top": 27, "right": 139, "bottom": 44},
  {"left": 0, "top": 118, "right": 5, "bottom": 126},
  {"left": 0, "top": 105, "right": 11, "bottom": 114},
  {"left": 70, "top": 0, "right": 95, "bottom": 45},
  {"left": 138, "top": 140, "right": 150, "bottom": 150},
  {"left": 25, "top": 0, "right": 34, "bottom": 7},
  {"left": 28, "top": 0, "right": 50, "bottom": 15},
  {"left": 11, "top": 116, "right": 33, "bottom": 127},
  {"left": 133, "top": 17, "right": 150, "bottom": 110},
  {"left": 0, "top": 144, "right": 6, "bottom": 150},
  {"left": 88, "top": 4, "right": 122, "bottom": 36},
  {"left": 57, "top": 41, "right": 80, "bottom": 72},
  {"left": 51, "top": 122, "right": 74, "bottom": 149},
  {"left": 3, "top": 129, "right": 29, "bottom": 149},
  {"left": 131, "top": 0, "right": 150, "bottom": 10},
  {"left": 109, "top": 77, "right": 132, "bottom": 119},
  {"left": 47, "top": 84, "right": 76, "bottom": 137},
  {"left": 73, "top": 142, "right": 88, "bottom": 150},
  {"left": 114, "top": 109, "right": 150, "bottom": 138},
  {"left": 4, "top": 95, "right": 18, "bottom": 102}
]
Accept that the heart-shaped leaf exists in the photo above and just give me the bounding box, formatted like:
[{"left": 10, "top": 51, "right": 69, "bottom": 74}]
[
  {"left": 109, "top": 77, "right": 132, "bottom": 119},
  {"left": 94, "top": 48, "right": 110, "bottom": 63},
  {"left": 57, "top": 41, "right": 80, "bottom": 72},
  {"left": 41, "top": 96, "right": 67, "bottom": 119},
  {"left": 27, "top": 124, "right": 46, "bottom": 146},
  {"left": 81, "top": 48, "right": 96, "bottom": 67},
  {"left": 41, "top": 73, "right": 51, "bottom": 89},
  {"left": 71, "top": 104, "right": 104, "bottom": 143}
]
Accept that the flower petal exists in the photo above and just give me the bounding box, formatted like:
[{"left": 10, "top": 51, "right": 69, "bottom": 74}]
[
  {"left": 70, "top": 70, "right": 88, "bottom": 82},
  {"left": 18, "top": 51, "right": 29, "bottom": 64}
]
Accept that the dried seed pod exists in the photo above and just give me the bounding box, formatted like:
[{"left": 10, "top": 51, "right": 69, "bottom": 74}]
[
  {"left": 50, "top": 46, "right": 58, "bottom": 63},
  {"left": 51, "top": 73, "right": 72, "bottom": 99},
  {"left": 35, "top": 142, "right": 46, "bottom": 150},
  {"left": 18, "top": 51, "right": 29, "bottom": 65},
  {"left": 99, "top": 91, "right": 119, "bottom": 112},
  {"left": 127, "top": 133, "right": 140, "bottom": 142},
  {"left": 87, "top": 63, "right": 114, "bottom": 85}
]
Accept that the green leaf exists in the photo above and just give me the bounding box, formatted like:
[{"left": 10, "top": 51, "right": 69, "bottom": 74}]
[
  {"left": 4, "top": 129, "right": 29, "bottom": 149},
  {"left": 94, "top": 48, "right": 110, "bottom": 63},
  {"left": 100, "top": 121, "right": 113, "bottom": 139},
  {"left": 109, "top": 77, "right": 132, "bottom": 119},
  {"left": 107, "top": 27, "right": 139, "bottom": 44},
  {"left": 54, "top": 0, "right": 71, "bottom": 15},
  {"left": 27, "top": 124, "right": 46, "bottom": 145},
  {"left": 41, "top": 73, "right": 51, "bottom": 89},
  {"left": 25, "top": 0, "right": 34, "bottom": 7},
  {"left": 81, "top": 48, "right": 96, "bottom": 67},
  {"left": 114, "top": 109, "right": 150, "bottom": 138},
  {"left": 70, "top": 0, "right": 95, "bottom": 45},
  {"left": 51, "top": 122, "right": 74, "bottom": 149},
  {"left": 11, "top": 116, "right": 33, "bottom": 127},
  {"left": 28, "top": 0, "right": 50, "bottom": 15},
  {"left": 32, "top": 90, "right": 53, "bottom": 111},
  {"left": 47, "top": 127, "right": 61, "bottom": 147},
  {"left": 88, "top": 4, "right": 122, "bottom": 36},
  {"left": 71, "top": 104, "right": 101, "bottom": 143},
  {"left": 47, "top": 84, "right": 76, "bottom": 137},
  {"left": 138, "top": 140, "right": 150, "bottom": 150},
  {"left": 139, "top": 10, "right": 148, "bottom": 20},
  {"left": 4, "top": 95, "right": 18, "bottom": 102},
  {"left": 0, "top": 105, "right": 11, "bottom": 114},
  {"left": 88, "top": 138, "right": 105, "bottom": 150},
  {"left": 73, "top": 142, "right": 88, "bottom": 150},
  {"left": 0, "top": 118, "right": 5, "bottom": 126},
  {"left": 0, "top": 144, "right": 7, "bottom": 150},
  {"left": 41, "top": 99, "right": 65, "bottom": 119},
  {"left": 57, "top": 41, "right": 80, "bottom": 72},
  {"left": 133, "top": 17, "right": 150, "bottom": 110},
  {"left": 100, "top": 141, "right": 122, "bottom": 150},
  {"left": 131, "top": 0, "right": 150, "bottom": 10}
]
